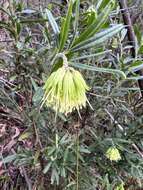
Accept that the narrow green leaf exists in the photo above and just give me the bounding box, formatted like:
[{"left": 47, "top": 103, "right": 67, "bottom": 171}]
[
  {"left": 71, "top": 50, "right": 111, "bottom": 61},
  {"left": 43, "top": 162, "right": 52, "bottom": 174},
  {"left": 72, "top": 2, "right": 113, "bottom": 46},
  {"left": 96, "top": 0, "right": 105, "bottom": 10},
  {"left": 69, "top": 0, "right": 80, "bottom": 48},
  {"left": 126, "top": 76, "right": 143, "bottom": 80},
  {"left": 73, "top": 0, "right": 80, "bottom": 32},
  {"left": 80, "top": 146, "right": 91, "bottom": 154},
  {"left": 96, "top": 0, "right": 114, "bottom": 10},
  {"left": 71, "top": 24, "right": 124, "bottom": 51},
  {"left": 0, "top": 154, "right": 17, "bottom": 164},
  {"left": 63, "top": 147, "right": 70, "bottom": 163},
  {"left": 33, "top": 87, "right": 44, "bottom": 104},
  {"left": 31, "top": 77, "right": 38, "bottom": 91},
  {"left": 128, "top": 61, "right": 143, "bottom": 73},
  {"left": 51, "top": 169, "right": 59, "bottom": 185},
  {"left": 0, "top": 22, "right": 16, "bottom": 39},
  {"left": 16, "top": 20, "right": 21, "bottom": 35},
  {"left": 70, "top": 62, "right": 126, "bottom": 79},
  {"left": 59, "top": 0, "right": 73, "bottom": 51},
  {"left": 0, "top": 7, "right": 15, "bottom": 24},
  {"left": 45, "top": 9, "right": 60, "bottom": 35}
]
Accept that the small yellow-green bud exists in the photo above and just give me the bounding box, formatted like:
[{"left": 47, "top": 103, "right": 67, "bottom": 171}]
[
  {"left": 115, "top": 182, "right": 124, "bottom": 190},
  {"left": 106, "top": 147, "right": 121, "bottom": 161}
]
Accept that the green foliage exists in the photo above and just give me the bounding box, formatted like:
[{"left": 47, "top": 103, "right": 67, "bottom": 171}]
[{"left": 0, "top": 0, "right": 143, "bottom": 190}]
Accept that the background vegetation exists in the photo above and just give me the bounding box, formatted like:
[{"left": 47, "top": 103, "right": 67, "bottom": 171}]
[{"left": 0, "top": 0, "right": 143, "bottom": 189}]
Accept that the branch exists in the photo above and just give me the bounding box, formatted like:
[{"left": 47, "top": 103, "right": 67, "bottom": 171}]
[{"left": 119, "top": 0, "right": 143, "bottom": 97}]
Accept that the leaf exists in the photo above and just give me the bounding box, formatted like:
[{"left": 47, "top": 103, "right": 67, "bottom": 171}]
[
  {"left": 80, "top": 146, "right": 91, "bottom": 154},
  {"left": 48, "top": 147, "right": 56, "bottom": 156},
  {"left": 71, "top": 24, "right": 124, "bottom": 51},
  {"left": 69, "top": 0, "right": 80, "bottom": 48},
  {"left": 72, "top": 2, "right": 113, "bottom": 46},
  {"left": 73, "top": 0, "right": 80, "bottom": 32},
  {"left": 32, "top": 87, "right": 44, "bottom": 104},
  {"left": 51, "top": 168, "right": 59, "bottom": 185},
  {"left": 96, "top": 0, "right": 115, "bottom": 10},
  {"left": 70, "top": 62, "right": 126, "bottom": 79},
  {"left": 63, "top": 147, "right": 70, "bottom": 163},
  {"left": 0, "top": 7, "right": 14, "bottom": 24},
  {"left": 71, "top": 50, "right": 111, "bottom": 61},
  {"left": 65, "top": 181, "right": 76, "bottom": 188},
  {"left": 0, "top": 22, "right": 16, "bottom": 39},
  {"left": 59, "top": 0, "right": 73, "bottom": 51},
  {"left": 126, "top": 76, "right": 143, "bottom": 81},
  {"left": 96, "top": 0, "right": 106, "bottom": 10},
  {"left": 57, "top": 113, "right": 68, "bottom": 122},
  {"left": 128, "top": 61, "right": 143, "bottom": 73},
  {"left": 45, "top": 9, "right": 60, "bottom": 35},
  {"left": 43, "top": 162, "right": 52, "bottom": 174},
  {"left": 31, "top": 77, "right": 38, "bottom": 91},
  {"left": 16, "top": 20, "right": 21, "bottom": 35},
  {"left": 60, "top": 134, "right": 70, "bottom": 144},
  {"left": 0, "top": 154, "right": 17, "bottom": 164}
]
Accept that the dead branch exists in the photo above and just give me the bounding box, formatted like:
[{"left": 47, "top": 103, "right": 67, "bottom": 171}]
[{"left": 119, "top": 0, "right": 143, "bottom": 97}]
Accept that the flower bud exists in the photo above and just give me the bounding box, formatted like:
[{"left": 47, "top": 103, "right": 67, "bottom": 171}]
[
  {"left": 115, "top": 182, "right": 124, "bottom": 190},
  {"left": 106, "top": 147, "right": 121, "bottom": 161}
]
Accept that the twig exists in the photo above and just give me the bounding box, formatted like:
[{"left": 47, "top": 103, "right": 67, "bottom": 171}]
[
  {"left": 119, "top": 0, "right": 143, "bottom": 97},
  {"left": 32, "top": 120, "right": 42, "bottom": 149},
  {"left": 132, "top": 143, "right": 143, "bottom": 159},
  {"left": 105, "top": 108, "right": 124, "bottom": 132},
  {"left": 0, "top": 39, "right": 13, "bottom": 42},
  {"left": 20, "top": 166, "right": 32, "bottom": 190}
]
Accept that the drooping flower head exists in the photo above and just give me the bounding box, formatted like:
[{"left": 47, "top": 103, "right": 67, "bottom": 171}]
[
  {"left": 42, "top": 60, "right": 90, "bottom": 115},
  {"left": 106, "top": 147, "right": 121, "bottom": 161}
]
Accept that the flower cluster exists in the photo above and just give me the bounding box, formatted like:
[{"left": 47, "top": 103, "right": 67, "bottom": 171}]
[
  {"left": 42, "top": 65, "right": 90, "bottom": 115},
  {"left": 106, "top": 147, "right": 121, "bottom": 161},
  {"left": 115, "top": 183, "right": 124, "bottom": 190}
]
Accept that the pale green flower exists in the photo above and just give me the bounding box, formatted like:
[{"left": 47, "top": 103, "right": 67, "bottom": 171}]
[
  {"left": 42, "top": 65, "right": 90, "bottom": 115},
  {"left": 115, "top": 183, "right": 124, "bottom": 190},
  {"left": 106, "top": 147, "right": 121, "bottom": 161}
]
